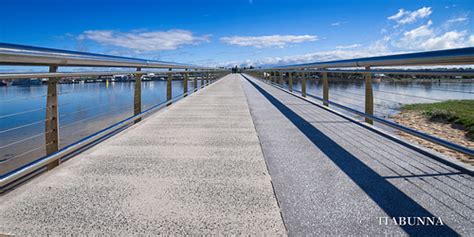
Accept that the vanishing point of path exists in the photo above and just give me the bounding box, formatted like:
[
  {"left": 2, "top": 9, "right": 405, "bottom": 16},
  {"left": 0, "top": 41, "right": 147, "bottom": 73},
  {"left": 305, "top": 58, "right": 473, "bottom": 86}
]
[{"left": 0, "top": 74, "right": 472, "bottom": 236}]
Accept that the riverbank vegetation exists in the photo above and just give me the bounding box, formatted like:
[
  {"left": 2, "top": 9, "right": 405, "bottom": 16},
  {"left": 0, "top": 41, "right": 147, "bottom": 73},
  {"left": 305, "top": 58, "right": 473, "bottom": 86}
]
[
  {"left": 401, "top": 100, "right": 474, "bottom": 140},
  {"left": 392, "top": 100, "right": 473, "bottom": 165}
]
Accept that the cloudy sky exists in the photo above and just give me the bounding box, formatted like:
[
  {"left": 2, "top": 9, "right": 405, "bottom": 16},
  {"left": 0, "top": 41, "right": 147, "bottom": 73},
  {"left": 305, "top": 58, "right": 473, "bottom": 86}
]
[{"left": 1, "top": 0, "right": 473, "bottom": 67}]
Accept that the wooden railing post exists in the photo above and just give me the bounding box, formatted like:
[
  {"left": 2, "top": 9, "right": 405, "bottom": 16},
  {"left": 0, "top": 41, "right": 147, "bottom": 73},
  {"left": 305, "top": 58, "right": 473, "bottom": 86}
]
[
  {"left": 278, "top": 71, "right": 283, "bottom": 85},
  {"left": 365, "top": 66, "right": 374, "bottom": 124},
  {"left": 167, "top": 68, "right": 172, "bottom": 105},
  {"left": 193, "top": 72, "right": 198, "bottom": 91},
  {"left": 183, "top": 69, "right": 188, "bottom": 96},
  {"left": 288, "top": 72, "right": 293, "bottom": 92},
  {"left": 134, "top": 67, "right": 142, "bottom": 123},
  {"left": 200, "top": 72, "right": 205, "bottom": 88},
  {"left": 301, "top": 71, "right": 307, "bottom": 97},
  {"left": 323, "top": 71, "right": 329, "bottom": 106},
  {"left": 45, "top": 65, "right": 60, "bottom": 170}
]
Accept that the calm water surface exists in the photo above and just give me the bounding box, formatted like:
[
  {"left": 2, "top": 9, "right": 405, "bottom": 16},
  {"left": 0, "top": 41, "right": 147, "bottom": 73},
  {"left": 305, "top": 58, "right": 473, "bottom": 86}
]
[{"left": 1, "top": 78, "right": 473, "bottom": 175}]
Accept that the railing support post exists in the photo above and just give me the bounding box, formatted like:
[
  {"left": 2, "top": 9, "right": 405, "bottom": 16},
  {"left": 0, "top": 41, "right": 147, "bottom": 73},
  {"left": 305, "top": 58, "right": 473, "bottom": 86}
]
[
  {"left": 365, "top": 66, "right": 374, "bottom": 124},
  {"left": 134, "top": 67, "right": 142, "bottom": 123},
  {"left": 201, "top": 72, "right": 205, "bottom": 88},
  {"left": 288, "top": 72, "right": 293, "bottom": 92},
  {"left": 193, "top": 72, "right": 198, "bottom": 91},
  {"left": 183, "top": 69, "right": 188, "bottom": 97},
  {"left": 301, "top": 71, "right": 306, "bottom": 97},
  {"left": 323, "top": 71, "right": 329, "bottom": 106},
  {"left": 45, "top": 65, "right": 60, "bottom": 170},
  {"left": 167, "top": 68, "right": 172, "bottom": 105},
  {"left": 278, "top": 71, "right": 283, "bottom": 85}
]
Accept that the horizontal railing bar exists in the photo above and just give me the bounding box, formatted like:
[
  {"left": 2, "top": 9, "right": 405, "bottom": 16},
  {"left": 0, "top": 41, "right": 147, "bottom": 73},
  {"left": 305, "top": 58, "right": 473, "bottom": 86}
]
[
  {"left": 0, "top": 77, "right": 221, "bottom": 189},
  {"left": 245, "top": 73, "right": 474, "bottom": 157},
  {"left": 248, "top": 69, "right": 474, "bottom": 76},
  {"left": 268, "top": 47, "right": 474, "bottom": 69},
  {"left": 0, "top": 70, "right": 226, "bottom": 80},
  {"left": 0, "top": 43, "right": 216, "bottom": 69}
]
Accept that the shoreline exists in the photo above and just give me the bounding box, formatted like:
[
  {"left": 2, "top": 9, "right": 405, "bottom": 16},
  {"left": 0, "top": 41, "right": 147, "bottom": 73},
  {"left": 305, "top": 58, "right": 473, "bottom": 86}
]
[{"left": 391, "top": 110, "right": 473, "bottom": 166}]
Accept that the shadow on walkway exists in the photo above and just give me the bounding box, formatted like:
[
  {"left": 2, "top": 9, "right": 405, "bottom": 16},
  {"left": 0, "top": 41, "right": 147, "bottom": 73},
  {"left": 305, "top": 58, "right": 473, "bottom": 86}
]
[{"left": 244, "top": 75, "right": 458, "bottom": 236}]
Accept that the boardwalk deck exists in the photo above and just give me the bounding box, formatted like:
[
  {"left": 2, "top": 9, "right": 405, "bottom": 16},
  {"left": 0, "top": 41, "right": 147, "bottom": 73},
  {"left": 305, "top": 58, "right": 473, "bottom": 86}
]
[{"left": 0, "top": 74, "right": 473, "bottom": 236}]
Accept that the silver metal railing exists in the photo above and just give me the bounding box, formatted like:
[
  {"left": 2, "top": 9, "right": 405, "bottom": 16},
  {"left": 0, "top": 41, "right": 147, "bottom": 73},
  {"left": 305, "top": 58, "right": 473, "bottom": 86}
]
[
  {"left": 245, "top": 47, "right": 474, "bottom": 158},
  {"left": 274, "top": 47, "right": 474, "bottom": 69},
  {"left": 0, "top": 43, "right": 212, "bottom": 69},
  {"left": 0, "top": 43, "right": 229, "bottom": 191}
]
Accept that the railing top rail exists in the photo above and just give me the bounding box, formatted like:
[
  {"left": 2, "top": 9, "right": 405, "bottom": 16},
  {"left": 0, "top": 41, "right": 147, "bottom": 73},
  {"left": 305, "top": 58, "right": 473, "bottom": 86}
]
[
  {"left": 260, "top": 47, "right": 474, "bottom": 69},
  {"left": 0, "top": 43, "right": 214, "bottom": 70}
]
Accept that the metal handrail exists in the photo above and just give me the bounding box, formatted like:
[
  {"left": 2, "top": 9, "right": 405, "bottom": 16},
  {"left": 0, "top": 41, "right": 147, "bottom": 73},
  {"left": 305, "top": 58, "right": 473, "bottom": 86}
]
[
  {"left": 247, "top": 69, "right": 474, "bottom": 76},
  {"left": 0, "top": 71, "right": 218, "bottom": 79},
  {"left": 250, "top": 47, "right": 474, "bottom": 69},
  {"left": 0, "top": 43, "right": 213, "bottom": 69}
]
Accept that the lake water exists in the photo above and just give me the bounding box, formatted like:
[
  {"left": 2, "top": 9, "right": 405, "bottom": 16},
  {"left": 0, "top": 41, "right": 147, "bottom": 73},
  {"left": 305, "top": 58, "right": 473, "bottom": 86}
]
[{"left": 1, "top": 76, "right": 473, "bottom": 175}]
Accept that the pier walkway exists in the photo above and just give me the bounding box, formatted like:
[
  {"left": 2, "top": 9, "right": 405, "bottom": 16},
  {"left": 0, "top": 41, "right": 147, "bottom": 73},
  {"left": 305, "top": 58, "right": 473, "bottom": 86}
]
[{"left": 1, "top": 74, "right": 473, "bottom": 235}]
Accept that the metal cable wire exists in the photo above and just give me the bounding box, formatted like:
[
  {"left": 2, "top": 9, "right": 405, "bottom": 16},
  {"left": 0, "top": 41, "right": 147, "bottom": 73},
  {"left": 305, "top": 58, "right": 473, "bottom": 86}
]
[
  {"left": 59, "top": 105, "right": 133, "bottom": 130},
  {"left": 330, "top": 89, "right": 403, "bottom": 104},
  {"left": 0, "top": 94, "right": 47, "bottom": 103},
  {"left": 59, "top": 100, "right": 130, "bottom": 118},
  {"left": 405, "top": 85, "right": 473, "bottom": 94},
  {"left": 7, "top": 143, "right": 48, "bottom": 161},
  {"left": 0, "top": 119, "right": 48, "bottom": 134},
  {"left": 373, "top": 89, "right": 443, "bottom": 101},
  {"left": 0, "top": 131, "right": 50, "bottom": 149},
  {"left": 0, "top": 107, "right": 46, "bottom": 119},
  {"left": 328, "top": 91, "right": 388, "bottom": 108}
]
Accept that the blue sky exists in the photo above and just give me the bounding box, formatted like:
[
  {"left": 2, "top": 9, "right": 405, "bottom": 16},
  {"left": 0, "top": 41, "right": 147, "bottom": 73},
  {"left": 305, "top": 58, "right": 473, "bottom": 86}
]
[{"left": 1, "top": 0, "right": 473, "bottom": 67}]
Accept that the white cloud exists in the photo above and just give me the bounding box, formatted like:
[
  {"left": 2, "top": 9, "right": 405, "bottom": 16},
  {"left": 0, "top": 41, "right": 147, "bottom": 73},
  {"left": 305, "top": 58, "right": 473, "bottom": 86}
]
[
  {"left": 396, "top": 20, "right": 474, "bottom": 50},
  {"left": 422, "top": 31, "right": 470, "bottom": 49},
  {"left": 78, "top": 29, "right": 210, "bottom": 52},
  {"left": 229, "top": 45, "right": 394, "bottom": 67},
  {"left": 220, "top": 34, "right": 318, "bottom": 48},
  {"left": 336, "top": 44, "right": 362, "bottom": 49},
  {"left": 388, "top": 7, "right": 432, "bottom": 25},
  {"left": 446, "top": 17, "right": 468, "bottom": 23}
]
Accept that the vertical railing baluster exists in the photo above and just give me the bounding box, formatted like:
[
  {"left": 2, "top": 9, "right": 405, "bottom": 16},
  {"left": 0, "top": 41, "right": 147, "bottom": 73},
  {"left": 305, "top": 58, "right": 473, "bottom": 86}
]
[
  {"left": 200, "top": 71, "right": 205, "bottom": 88},
  {"left": 167, "top": 68, "right": 172, "bottom": 105},
  {"left": 288, "top": 72, "right": 293, "bottom": 92},
  {"left": 278, "top": 71, "right": 283, "bottom": 85},
  {"left": 323, "top": 71, "right": 329, "bottom": 106},
  {"left": 183, "top": 69, "right": 188, "bottom": 97},
  {"left": 45, "top": 65, "right": 60, "bottom": 170},
  {"left": 193, "top": 71, "right": 198, "bottom": 91},
  {"left": 134, "top": 67, "right": 142, "bottom": 123},
  {"left": 301, "top": 71, "right": 306, "bottom": 97},
  {"left": 365, "top": 66, "right": 374, "bottom": 124}
]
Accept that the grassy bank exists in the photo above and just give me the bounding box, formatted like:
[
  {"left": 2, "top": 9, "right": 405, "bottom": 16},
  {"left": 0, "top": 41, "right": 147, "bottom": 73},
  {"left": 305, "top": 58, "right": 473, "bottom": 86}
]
[{"left": 401, "top": 100, "right": 474, "bottom": 140}]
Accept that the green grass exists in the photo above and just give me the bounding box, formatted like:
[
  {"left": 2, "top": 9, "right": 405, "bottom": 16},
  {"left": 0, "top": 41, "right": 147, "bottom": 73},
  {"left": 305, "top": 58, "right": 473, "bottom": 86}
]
[{"left": 401, "top": 100, "right": 474, "bottom": 140}]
